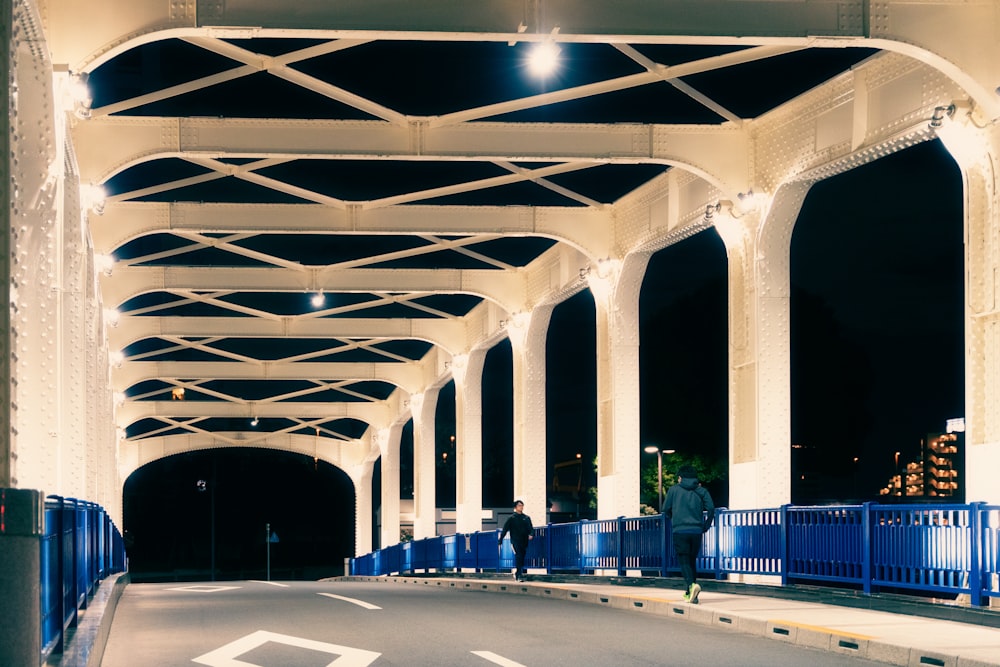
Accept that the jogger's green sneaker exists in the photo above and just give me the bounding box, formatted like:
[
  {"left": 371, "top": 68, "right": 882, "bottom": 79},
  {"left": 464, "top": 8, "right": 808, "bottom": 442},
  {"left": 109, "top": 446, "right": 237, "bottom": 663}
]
[
  {"left": 688, "top": 583, "right": 701, "bottom": 604},
  {"left": 682, "top": 590, "right": 690, "bottom": 602}
]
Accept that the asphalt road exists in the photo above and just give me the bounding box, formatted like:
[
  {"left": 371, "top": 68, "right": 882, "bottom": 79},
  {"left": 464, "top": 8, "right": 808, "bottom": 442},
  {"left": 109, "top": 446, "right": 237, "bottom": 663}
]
[{"left": 100, "top": 580, "right": 896, "bottom": 666}]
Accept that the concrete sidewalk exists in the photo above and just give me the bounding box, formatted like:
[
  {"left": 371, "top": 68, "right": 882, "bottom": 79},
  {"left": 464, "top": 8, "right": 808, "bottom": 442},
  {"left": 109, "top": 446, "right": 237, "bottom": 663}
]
[{"left": 346, "top": 574, "right": 1000, "bottom": 667}]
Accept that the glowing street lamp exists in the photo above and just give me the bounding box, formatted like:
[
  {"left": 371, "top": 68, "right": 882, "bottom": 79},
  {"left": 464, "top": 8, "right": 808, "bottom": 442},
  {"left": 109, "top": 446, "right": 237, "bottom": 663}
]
[{"left": 644, "top": 446, "right": 676, "bottom": 510}]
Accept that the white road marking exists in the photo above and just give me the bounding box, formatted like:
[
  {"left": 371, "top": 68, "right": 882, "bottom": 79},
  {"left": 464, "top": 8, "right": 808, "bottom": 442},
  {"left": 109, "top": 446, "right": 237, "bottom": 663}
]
[
  {"left": 167, "top": 585, "right": 240, "bottom": 593},
  {"left": 317, "top": 592, "right": 382, "bottom": 610},
  {"left": 191, "top": 629, "right": 380, "bottom": 666},
  {"left": 249, "top": 580, "right": 289, "bottom": 587},
  {"left": 471, "top": 650, "right": 527, "bottom": 666}
]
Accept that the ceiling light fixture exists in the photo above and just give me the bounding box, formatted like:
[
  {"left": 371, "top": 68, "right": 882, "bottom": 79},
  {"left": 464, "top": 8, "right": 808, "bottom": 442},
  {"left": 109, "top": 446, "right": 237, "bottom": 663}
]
[
  {"left": 81, "top": 183, "right": 107, "bottom": 215},
  {"left": 311, "top": 291, "right": 325, "bottom": 308},
  {"left": 929, "top": 104, "right": 955, "bottom": 129},
  {"left": 528, "top": 39, "right": 561, "bottom": 77}
]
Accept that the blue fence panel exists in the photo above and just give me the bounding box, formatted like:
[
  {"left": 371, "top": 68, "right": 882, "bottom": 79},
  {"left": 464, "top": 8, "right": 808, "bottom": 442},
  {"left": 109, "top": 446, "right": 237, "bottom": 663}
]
[
  {"left": 59, "top": 498, "right": 78, "bottom": 641},
  {"left": 547, "top": 522, "right": 582, "bottom": 572},
  {"left": 352, "top": 552, "right": 371, "bottom": 575},
  {"left": 715, "top": 508, "right": 781, "bottom": 575},
  {"left": 40, "top": 499, "right": 63, "bottom": 657},
  {"left": 410, "top": 537, "right": 429, "bottom": 571},
  {"left": 870, "top": 505, "right": 972, "bottom": 597},
  {"left": 524, "top": 526, "right": 545, "bottom": 571},
  {"left": 697, "top": 516, "right": 719, "bottom": 577},
  {"left": 454, "top": 534, "right": 481, "bottom": 570},
  {"left": 384, "top": 543, "right": 403, "bottom": 575},
  {"left": 474, "top": 531, "right": 501, "bottom": 571},
  {"left": 497, "top": 538, "right": 513, "bottom": 571},
  {"left": 580, "top": 519, "right": 619, "bottom": 572},
  {"left": 786, "top": 506, "right": 864, "bottom": 585},
  {"left": 621, "top": 515, "right": 662, "bottom": 571},
  {"left": 74, "top": 503, "right": 91, "bottom": 609},
  {"left": 981, "top": 505, "right": 1000, "bottom": 602},
  {"left": 400, "top": 540, "right": 413, "bottom": 573},
  {"left": 441, "top": 534, "right": 458, "bottom": 569},
  {"left": 426, "top": 536, "right": 446, "bottom": 571}
]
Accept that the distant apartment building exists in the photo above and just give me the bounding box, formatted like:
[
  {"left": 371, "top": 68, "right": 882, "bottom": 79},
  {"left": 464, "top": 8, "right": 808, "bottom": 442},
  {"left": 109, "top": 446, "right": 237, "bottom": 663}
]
[{"left": 879, "top": 424, "right": 963, "bottom": 501}]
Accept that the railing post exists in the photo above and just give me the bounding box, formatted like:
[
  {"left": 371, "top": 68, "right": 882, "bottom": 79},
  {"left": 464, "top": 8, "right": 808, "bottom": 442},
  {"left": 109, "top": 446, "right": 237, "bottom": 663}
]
[
  {"left": 545, "top": 524, "right": 553, "bottom": 575},
  {"left": 970, "top": 502, "right": 984, "bottom": 607},
  {"left": 578, "top": 521, "right": 585, "bottom": 573},
  {"left": 713, "top": 509, "right": 722, "bottom": 581},
  {"left": 660, "top": 512, "right": 669, "bottom": 578},
  {"left": 861, "top": 502, "right": 873, "bottom": 595},
  {"left": 780, "top": 504, "right": 790, "bottom": 586},
  {"left": 617, "top": 517, "right": 625, "bottom": 577}
]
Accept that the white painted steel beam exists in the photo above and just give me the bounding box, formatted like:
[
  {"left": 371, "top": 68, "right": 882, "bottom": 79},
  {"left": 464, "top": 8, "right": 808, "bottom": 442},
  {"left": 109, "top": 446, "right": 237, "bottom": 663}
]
[
  {"left": 117, "top": 432, "right": 373, "bottom": 480},
  {"left": 108, "top": 315, "right": 468, "bottom": 356},
  {"left": 114, "top": 360, "right": 427, "bottom": 393},
  {"left": 117, "top": 399, "right": 391, "bottom": 425},
  {"left": 102, "top": 265, "right": 527, "bottom": 315},
  {"left": 72, "top": 117, "right": 747, "bottom": 193}
]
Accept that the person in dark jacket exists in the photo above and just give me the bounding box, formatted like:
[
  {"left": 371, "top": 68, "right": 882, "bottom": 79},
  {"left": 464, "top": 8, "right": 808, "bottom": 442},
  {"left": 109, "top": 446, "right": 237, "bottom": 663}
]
[
  {"left": 498, "top": 500, "right": 534, "bottom": 581},
  {"left": 662, "top": 465, "right": 715, "bottom": 603}
]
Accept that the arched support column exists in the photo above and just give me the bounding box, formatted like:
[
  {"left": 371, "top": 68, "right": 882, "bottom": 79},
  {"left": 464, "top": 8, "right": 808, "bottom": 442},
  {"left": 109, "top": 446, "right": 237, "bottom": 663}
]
[
  {"left": 410, "top": 389, "right": 439, "bottom": 539},
  {"left": 717, "top": 185, "right": 809, "bottom": 509},
  {"left": 378, "top": 422, "right": 404, "bottom": 549},
  {"left": 348, "top": 462, "right": 374, "bottom": 557},
  {"left": 453, "top": 349, "right": 487, "bottom": 534},
  {"left": 593, "top": 254, "right": 650, "bottom": 520},
  {"left": 938, "top": 117, "right": 1000, "bottom": 504},
  {"left": 509, "top": 305, "right": 554, "bottom": 522}
]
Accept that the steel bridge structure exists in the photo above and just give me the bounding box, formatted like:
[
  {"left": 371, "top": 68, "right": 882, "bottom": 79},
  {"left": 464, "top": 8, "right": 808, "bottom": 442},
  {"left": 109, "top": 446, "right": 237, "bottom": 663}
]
[{"left": 3, "top": 0, "right": 1000, "bottom": 566}]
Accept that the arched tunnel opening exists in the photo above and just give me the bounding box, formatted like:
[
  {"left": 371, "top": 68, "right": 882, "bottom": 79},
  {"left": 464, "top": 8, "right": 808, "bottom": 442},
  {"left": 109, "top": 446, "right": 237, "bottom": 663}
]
[{"left": 123, "top": 448, "right": 355, "bottom": 582}]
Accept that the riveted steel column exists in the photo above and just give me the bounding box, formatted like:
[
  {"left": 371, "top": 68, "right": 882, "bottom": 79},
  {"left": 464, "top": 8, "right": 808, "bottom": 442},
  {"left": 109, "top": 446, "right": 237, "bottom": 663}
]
[
  {"left": 509, "top": 305, "right": 554, "bottom": 523},
  {"left": 350, "top": 462, "right": 373, "bottom": 557},
  {"left": 454, "top": 349, "right": 486, "bottom": 534},
  {"left": 10, "top": 0, "right": 62, "bottom": 494},
  {"left": 410, "top": 387, "right": 439, "bottom": 539},
  {"left": 0, "top": 0, "right": 11, "bottom": 488},
  {"left": 378, "top": 422, "right": 403, "bottom": 549},
  {"left": 721, "top": 183, "right": 809, "bottom": 509},
  {"left": 594, "top": 253, "right": 650, "bottom": 520},
  {"left": 939, "top": 120, "right": 1000, "bottom": 504}
]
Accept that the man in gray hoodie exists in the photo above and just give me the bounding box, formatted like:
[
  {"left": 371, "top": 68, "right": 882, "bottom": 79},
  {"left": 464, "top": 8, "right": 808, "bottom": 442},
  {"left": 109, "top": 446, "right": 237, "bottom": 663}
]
[{"left": 662, "top": 465, "right": 715, "bottom": 603}]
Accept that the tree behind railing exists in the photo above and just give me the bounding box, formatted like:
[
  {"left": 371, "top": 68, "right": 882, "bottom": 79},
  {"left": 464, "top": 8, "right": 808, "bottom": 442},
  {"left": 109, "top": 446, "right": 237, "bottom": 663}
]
[{"left": 351, "top": 502, "right": 1000, "bottom": 607}]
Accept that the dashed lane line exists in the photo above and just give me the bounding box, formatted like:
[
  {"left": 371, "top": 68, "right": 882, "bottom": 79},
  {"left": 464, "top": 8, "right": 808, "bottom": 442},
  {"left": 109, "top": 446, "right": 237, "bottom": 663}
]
[
  {"left": 471, "top": 650, "right": 527, "bottom": 666},
  {"left": 317, "top": 592, "right": 382, "bottom": 610}
]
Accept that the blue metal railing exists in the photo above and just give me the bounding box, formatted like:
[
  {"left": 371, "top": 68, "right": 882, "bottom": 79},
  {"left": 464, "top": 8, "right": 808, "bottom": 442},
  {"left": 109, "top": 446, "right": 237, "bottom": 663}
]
[
  {"left": 352, "top": 502, "right": 1000, "bottom": 607},
  {"left": 40, "top": 496, "right": 126, "bottom": 664}
]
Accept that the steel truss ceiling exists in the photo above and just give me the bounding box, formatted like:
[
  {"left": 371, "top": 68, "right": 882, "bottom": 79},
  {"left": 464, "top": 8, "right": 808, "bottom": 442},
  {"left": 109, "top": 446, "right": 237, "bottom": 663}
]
[{"left": 63, "top": 10, "right": 886, "bottom": 449}]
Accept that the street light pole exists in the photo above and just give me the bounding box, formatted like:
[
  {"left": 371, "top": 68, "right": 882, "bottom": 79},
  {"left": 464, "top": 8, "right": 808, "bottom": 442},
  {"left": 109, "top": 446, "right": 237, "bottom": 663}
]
[{"left": 656, "top": 452, "right": 663, "bottom": 509}]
